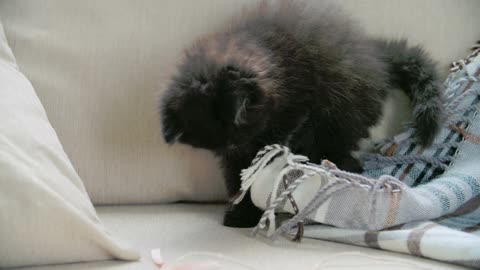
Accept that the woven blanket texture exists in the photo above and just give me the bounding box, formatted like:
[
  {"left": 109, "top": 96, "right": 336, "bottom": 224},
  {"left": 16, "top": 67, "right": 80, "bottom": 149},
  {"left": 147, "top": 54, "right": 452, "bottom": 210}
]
[{"left": 236, "top": 44, "right": 480, "bottom": 268}]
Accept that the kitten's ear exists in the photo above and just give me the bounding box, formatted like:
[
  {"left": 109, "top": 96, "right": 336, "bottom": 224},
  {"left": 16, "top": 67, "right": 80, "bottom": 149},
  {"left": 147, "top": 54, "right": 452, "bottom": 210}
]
[
  {"left": 232, "top": 77, "right": 258, "bottom": 126},
  {"left": 161, "top": 105, "right": 183, "bottom": 145},
  {"left": 234, "top": 97, "right": 248, "bottom": 126},
  {"left": 221, "top": 65, "right": 260, "bottom": 126}
]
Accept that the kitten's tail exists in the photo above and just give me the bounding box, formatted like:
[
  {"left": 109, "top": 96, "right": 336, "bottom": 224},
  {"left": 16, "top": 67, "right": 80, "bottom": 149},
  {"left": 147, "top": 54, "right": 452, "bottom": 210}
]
[{"left": 376, "top": 39, "right": 445, "bottom": 146}]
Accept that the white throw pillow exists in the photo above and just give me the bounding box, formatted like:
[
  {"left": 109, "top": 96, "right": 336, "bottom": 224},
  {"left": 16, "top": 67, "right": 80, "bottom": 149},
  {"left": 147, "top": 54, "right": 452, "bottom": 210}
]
[{"left": 0, "top": 20, "right": 139, "bottom": 268}]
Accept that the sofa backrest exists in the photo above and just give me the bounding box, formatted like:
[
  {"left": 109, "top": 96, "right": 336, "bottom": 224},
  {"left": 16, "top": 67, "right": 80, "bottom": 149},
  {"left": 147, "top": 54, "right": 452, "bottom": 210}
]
[{"left": 0, "top": 0, "right": 478, "bottom": 204}]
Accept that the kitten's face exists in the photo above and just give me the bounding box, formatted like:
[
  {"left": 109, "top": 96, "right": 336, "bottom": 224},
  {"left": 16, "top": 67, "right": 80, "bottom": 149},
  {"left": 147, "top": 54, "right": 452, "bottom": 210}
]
[{"left": 161, "top": 65, "right": 271, "bottom": 152}]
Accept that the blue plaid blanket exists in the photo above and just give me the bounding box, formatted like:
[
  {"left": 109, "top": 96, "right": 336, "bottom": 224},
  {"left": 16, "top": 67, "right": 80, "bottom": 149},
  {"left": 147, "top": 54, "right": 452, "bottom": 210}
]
[{"left": 236, "top": 42, "right": 480, "bottom": 268}]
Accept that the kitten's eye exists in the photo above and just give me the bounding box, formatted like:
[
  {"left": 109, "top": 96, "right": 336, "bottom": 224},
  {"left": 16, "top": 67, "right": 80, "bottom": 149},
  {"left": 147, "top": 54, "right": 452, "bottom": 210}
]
[{"left": 211, "top": 103, "right": 228, "bottom": 124}]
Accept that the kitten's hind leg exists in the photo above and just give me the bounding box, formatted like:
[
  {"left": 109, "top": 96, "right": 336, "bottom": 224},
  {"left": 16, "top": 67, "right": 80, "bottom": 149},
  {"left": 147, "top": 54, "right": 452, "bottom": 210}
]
[
  {"left": 336, "top": 153, "right": 363, "bottom": 173},
  {"left": 321, "top": 149, "right": 363, "bottom": 173}
]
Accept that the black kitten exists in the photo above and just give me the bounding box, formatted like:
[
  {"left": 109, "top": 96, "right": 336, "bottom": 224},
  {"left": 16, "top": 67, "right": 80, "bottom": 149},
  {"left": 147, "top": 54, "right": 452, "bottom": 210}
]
[{"left": 160, "top": 1, "right": 444, "bottom": 228}]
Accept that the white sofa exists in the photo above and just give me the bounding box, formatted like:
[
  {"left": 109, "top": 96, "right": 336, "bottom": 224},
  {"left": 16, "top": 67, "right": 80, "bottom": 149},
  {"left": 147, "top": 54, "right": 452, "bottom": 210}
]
[{"left": 1, "top": 1, "right": 479, "bottom": 269}]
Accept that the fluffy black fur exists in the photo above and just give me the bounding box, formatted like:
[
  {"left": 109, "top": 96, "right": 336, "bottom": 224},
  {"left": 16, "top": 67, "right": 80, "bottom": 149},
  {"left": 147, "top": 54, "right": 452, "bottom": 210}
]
[{"left": 160, "top": 1, "right": 444, "bottom": 228}]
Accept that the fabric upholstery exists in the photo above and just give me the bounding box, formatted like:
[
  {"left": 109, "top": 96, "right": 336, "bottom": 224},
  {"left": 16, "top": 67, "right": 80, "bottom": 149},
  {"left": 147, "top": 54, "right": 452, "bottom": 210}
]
[
  {"left": 13, "top": 204, "right": 470, "bottom": 270},
  {"left": 0, "top": 0, "right": 478, "bottom": 204},
  {"left": 0, "top": 20, "right": 138, "bottom": 268}
]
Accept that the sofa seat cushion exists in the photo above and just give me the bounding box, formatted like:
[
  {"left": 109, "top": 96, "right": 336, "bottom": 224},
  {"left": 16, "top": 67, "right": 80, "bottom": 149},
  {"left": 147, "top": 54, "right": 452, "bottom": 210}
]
[{"left": 17, "top": 204, "right": 470, "bottom": 270}]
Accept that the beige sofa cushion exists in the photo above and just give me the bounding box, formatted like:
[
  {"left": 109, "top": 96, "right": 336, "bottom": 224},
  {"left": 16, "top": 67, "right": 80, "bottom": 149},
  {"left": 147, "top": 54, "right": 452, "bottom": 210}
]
[
  {"left": 13, "top": 204, "right": 470, "bottom": 270},
  {"left": 0, "top": 0, "right": 478, "bottom": 204}
]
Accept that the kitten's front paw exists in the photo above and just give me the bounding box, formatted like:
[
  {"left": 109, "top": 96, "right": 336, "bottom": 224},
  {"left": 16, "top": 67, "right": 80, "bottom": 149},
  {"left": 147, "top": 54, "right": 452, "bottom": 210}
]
[
  {"left": 222, "top": 202, "right": 263, "bottom": 228},
  {"left": 223, "top": 212, "right": 260, "bottom": 228}
]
